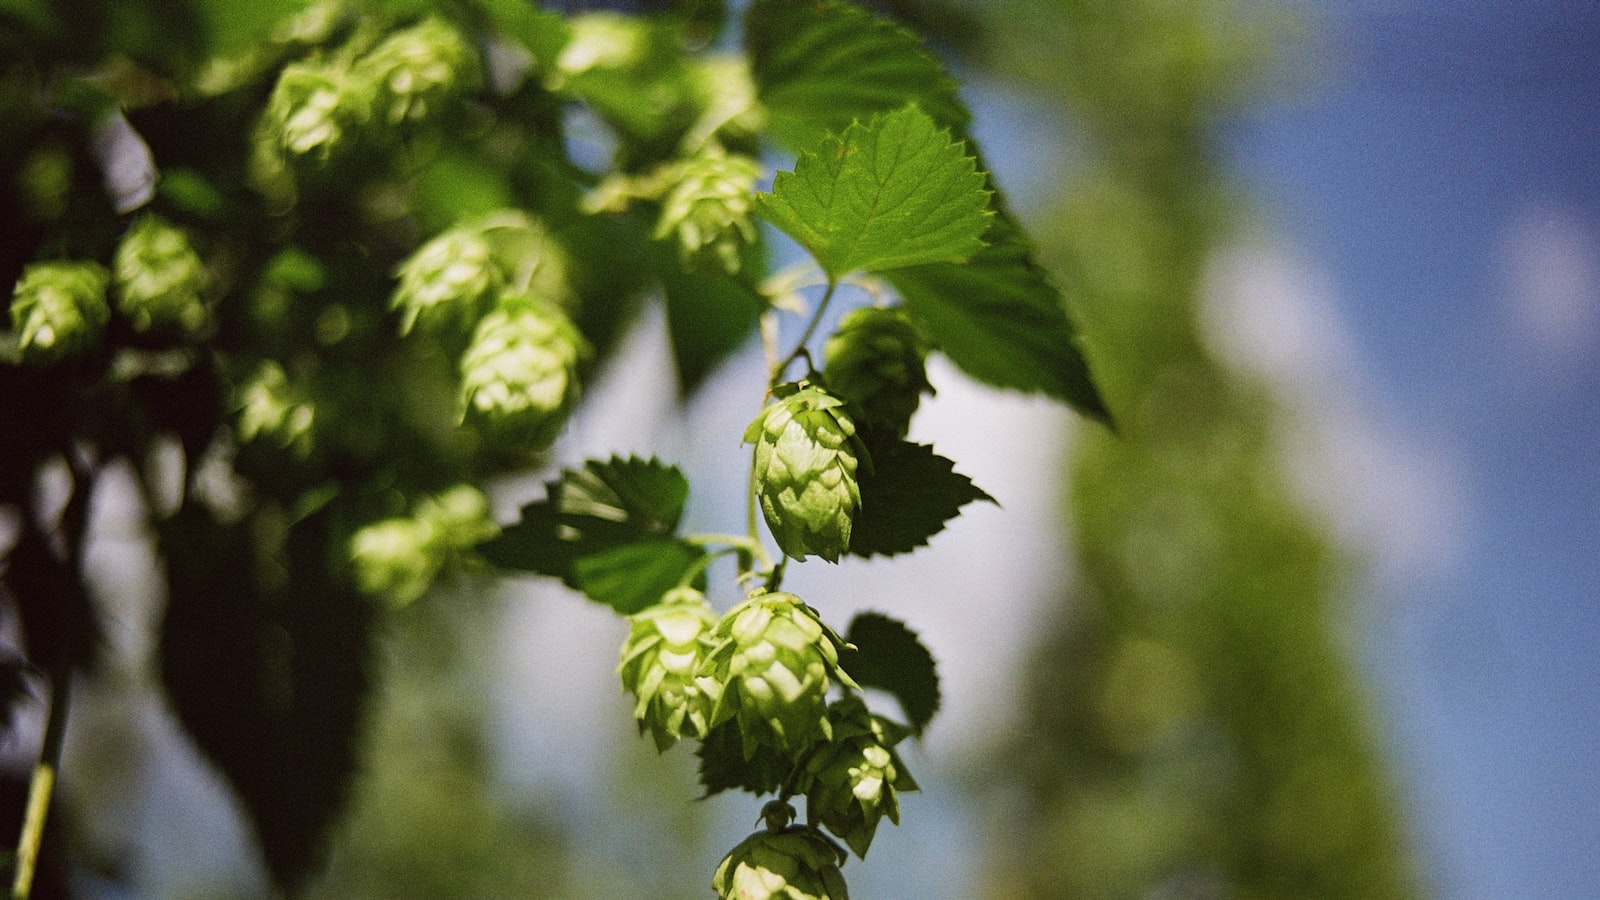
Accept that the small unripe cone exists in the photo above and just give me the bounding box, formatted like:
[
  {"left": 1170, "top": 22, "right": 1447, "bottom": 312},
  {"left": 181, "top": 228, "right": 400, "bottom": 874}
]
[
  {"left": 821, "top": 306, "right": 930, "bottom": 440},
  {"left": 9, "top": 261, "right": 110, "bottom": 364},
  {"left": 349, "top": 517, "right": 441, "bottom": 606},
  {"left": 262, "top": 61, "right": 372, "bottom": 163},
  {"left": 392, "top": 228, "right": 502, "bottom": 335},
  {"left": 712, "top": 827, "right": 849, "bottom": 900},
  {"left": 653, "top": 147, "right": 761, "bottom": 274},
  {"left": 458, "top": 293, "right": 590, "bottom": 449},
  {"left": 357, "top": 16, "right": 478, "bottom": 126},
  {"left": 619, "top": 586, "right": 721, "bottom": 750},
  {"left": 701, "top": 591, "right": 857, "bottom": 757},
  {"left": 235, "top": 360, "right": 315, "bottom": 454},
  {"left": 113, "top": 215, "right": 208, "bottom": 335},
  {"left": 744, "top": 383, "right": 863, "bottom": 563},
  {"left": 799, "top": 697, "right": 918, "bottom": 858},
  {"left": 415, "top": 484, "right": 499, "bottom": 551}
]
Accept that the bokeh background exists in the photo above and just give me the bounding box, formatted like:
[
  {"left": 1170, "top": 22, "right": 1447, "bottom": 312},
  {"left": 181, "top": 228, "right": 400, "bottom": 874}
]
[{"left": 17, "top": 1, "right": 1597, "bottom": 898}]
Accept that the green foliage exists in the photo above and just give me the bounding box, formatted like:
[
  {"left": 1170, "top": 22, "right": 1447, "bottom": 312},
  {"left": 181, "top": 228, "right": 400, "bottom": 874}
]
[{"left": 0, "top": 0, "right": 1108, "bottom": 894}]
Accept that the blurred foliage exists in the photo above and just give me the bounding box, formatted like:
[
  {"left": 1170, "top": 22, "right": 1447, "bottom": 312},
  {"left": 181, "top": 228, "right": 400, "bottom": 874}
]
[{"left": 957, "top": 2, "right": 1421, "bottom": 898}]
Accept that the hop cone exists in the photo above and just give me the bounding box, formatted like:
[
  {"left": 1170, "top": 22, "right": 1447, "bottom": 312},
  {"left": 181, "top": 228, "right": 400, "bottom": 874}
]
[
  {"left": 458, "top": 293, "right": 589, "bottom": 449},
  {"left": 744, "top": 383, "right": 863, "bottom": 563},
  {"left": 235, "top": 360, "right": 315, "bottom": 454},
  {"left": 262, "top": 61, "right": 372, "bottom": 163},
  {"left": 800, "top": 697, "right": 918, "bottom": 858},
  {"left": 619, "top": 586, "right": 721, "bottom": 750},
  {"left": 10, "top": 261, "right": 110, "bottom": 365},
  {"left": 113, "top": 215, "right": 208, "bottom": 335},
  {"left": 821, "top": 306, "right": 930, "bottom": 440},
  {"left": 349, "top": 517, "right": 440, "bottom": 606},
  {"left": 653, "top": 148, "right": 761, "bottom": 274},
  {"left": 391, "top": 228, "right": 502, "bottom": 335},
  {"left": 357, "top": 16, "right": 477, "bottom": 126},
  {"left": 702, "top": 591, "right": 857, "bottom": 757},
  {"left": 713, "top": 827, "right": 849, "bottom": 900}
]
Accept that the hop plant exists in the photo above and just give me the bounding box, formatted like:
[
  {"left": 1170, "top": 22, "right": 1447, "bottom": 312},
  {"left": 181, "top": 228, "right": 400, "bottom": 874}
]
[
  {"left": 618, "top": 586, "right": 721, "bottom": 750},
  {"left": 391, "top": 227, "right": 502, "bottom": 335},
  {"left": 701, "top": 591, "right": 857, "bottom": 757},
  {"left": 235, "top": 360, "right": 315, "bottom": 454},
  {"left": 113, "top": 215, "right": 208, "bottom": 335},
  {"left": 799, "top": 697, "right": 918, "bottom": 858},
  {"left": 654, "top": 147, "right": 761, "bottom": 274},
  {"left": 357, "top": 16, "right": 478, "bottom": 126},
  {"left": 821, "top": 306, "right": 931, "bottom": 439},
  {"left": 712, "top": 826, "right": 850, "bottom": 900},
  {"left": 458, "top": 293, "right": 590, "bottom": 449},
  {"left": 8, "top": 261, "right": 110, "bottom": 365},
  {"left": 262, "top": 60, "right": 372, "bottom": 164},
  {"left": 350, "top": 485, "right": 497, "bottom": 606},
  {"left": 744, "top": 383, "right": 864, "bottom": 563}
]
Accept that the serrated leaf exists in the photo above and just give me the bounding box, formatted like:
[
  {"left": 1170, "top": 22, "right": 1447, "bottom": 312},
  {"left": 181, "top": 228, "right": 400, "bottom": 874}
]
[
  {"left": 480, "top": 456, "right": 708, "bottom": 613},
  {"left": 570, "top": 538, "right": 706, "bottom": 615},
  {"left": 746, "top": 0, "right": 968, "bottom": 152},
  {"left": 848, "top": 439, "right": 992, "bottom": 558},
  {"left": 840, "top": 612, "right": 939, "bottom": 736},
  {"left": 696, "top": 719, "right": 791, "bottom": 798},
  {"left": 658, "top": 251, "right": 764, "bottom": 398},
  {"left": 758, "top": 105, "right": 991, "bottom": 280},
  {"left": 887, "top": 210, "right": 1110, "bottom": 421}
]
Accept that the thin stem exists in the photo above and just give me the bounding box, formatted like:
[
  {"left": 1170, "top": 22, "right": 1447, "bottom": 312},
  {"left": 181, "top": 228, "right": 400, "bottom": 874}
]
[
  {"left": 771, "top": 278, "right": 838, "bottom": 387},
  {"left": 11, "top": 668, "right": 69, "bottom": 900}
]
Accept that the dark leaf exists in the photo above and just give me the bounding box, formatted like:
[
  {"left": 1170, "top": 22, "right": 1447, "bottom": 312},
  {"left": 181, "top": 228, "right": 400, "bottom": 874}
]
[
  {"left": 658, "top": 253, "right": 764, "bottom": 399},
  {"left": 571, "top": 538, "right": 707, "bottom": 615},
  {"left": 848, "top": 439, "right": 992, "bottom": 558},
  {"left": 840, "top": 612, "right": 939, "bottom": 736}
]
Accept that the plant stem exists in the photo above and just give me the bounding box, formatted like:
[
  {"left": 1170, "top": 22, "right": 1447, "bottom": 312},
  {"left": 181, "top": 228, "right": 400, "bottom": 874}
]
[
  {"left": 771, "top": 278, "right": 838, "bottom": 386},
  {"left": 11, "top": 666, "right": 70, "bottom": 900}
]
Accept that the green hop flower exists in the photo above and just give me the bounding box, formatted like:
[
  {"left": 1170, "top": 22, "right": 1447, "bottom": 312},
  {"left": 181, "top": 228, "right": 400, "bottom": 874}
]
[
  {"left": 799, "top": 697, "right": 918, "bottom": 858},
  {"left": 619, "top": 586, "right": 722, "bottom": 751},
  {"left": 262, "top": 61, "right": 372, "bottom": 163},
  {"left": 349, "top": 485, "right": 495, "bottom": 607},
  {"left": 458, "top": 294, "right": 590, "bottom": 449},
  {"left": 357, "top": 16, "right": 477, "bottom": 126},
  {"left": 712, "top": 827, "right": 849, "bottom": 900},
  {"left": 235, "top": 360, "right": 315, "bottom": 454},
  {"left": 349, "top": 517, "right": 440, "bottom": 606},
  {"left": 702, "top": 591, "right": 857, "bottom": 757},
  {"left": 9, "top": 261, "right": 110, "bottom": 365},
  {"left": 653, "top": 147, "right": 761, "bottom": 274},
  {"left": 821, "top": 306, "right": 931, "bottom": 440},
  {"left": 391, "top": 228, "right": 502, "bottom": 335},
  {"left": 744, "top": 383, "right": 864, "bottom": 563},
  {"left": 113, "top": 215, "right": 208, "bottom": 335}
]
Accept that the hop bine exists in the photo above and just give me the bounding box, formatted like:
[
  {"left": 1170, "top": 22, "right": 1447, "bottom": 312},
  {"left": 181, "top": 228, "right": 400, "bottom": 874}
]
[{"left": 744, "top": 382, "right": 866, "bottom": 563}]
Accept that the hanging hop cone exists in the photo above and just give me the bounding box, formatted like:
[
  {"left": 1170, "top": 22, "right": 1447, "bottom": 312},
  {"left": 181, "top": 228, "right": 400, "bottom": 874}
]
[
  {"left": 458, "top": 293, "right": 590, "bottom": 450},
  {"left": 10, "top": 261, "right": 110, "bottom": 365},
  {"left": 701, "top": 591, "right": 858, "bottom": 757},
  {"left": 713, "top": 826, "right": 850, "bottom": 900},
  {"left": 744, "top": 383, "right": 864, "bottom": 563},
  {"left": 350, "top": 485, "right": 497, "bottom": 607},
  {"left": 391, "top": 227, "right": 502, "bottom": 335},
  {"left": 113, "top": 215, "right": 208, "bottom": 335},
  {"left": 653, "top": 147, "right": 761, "bottom": 274},
  {"left": 618, "top": 586, "right": 722, "bottom": 751},
  {"left": 235, "top": 360, "right": 315, "bottom": 455},
  {"left": 799, "top": 696, "right": 919, "bottom": 859},
  {"left": 261, "top": 60, "right": 372, "bottom": 164},
  {"left": 821, "top": 306, "right": 930, "bottom": 440},
  {"left": 356, "top": 16, "right": 478, "bottom": 127}
]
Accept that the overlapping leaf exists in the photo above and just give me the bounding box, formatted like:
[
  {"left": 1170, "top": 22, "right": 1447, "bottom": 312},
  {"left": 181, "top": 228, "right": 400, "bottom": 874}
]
[
  {"left": 839, "top": 612, "right": 939, "bottom": 737},
  {"left": 758, "top": 105, "right": 991, "bottom": 280},
  {"left": 848, "top": 439, "right": 992, "bottom": 558},
  {"left": 481, "top": 456, "right": 706, "bottom": 614}
]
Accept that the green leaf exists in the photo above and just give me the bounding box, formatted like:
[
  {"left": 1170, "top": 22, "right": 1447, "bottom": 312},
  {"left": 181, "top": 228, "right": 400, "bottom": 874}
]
[
  {"left": 480, "top": 456, "right": 708, "bottom": 613},
  {"left": 570, "top": 538, "right": 706, "bottom": 615},
  {"left": 887, "top": 210, "right": 1110, "bottom": 421},
  {"left": 848, "top": 439, "right": 992, "bottom": 558},
  {"left": 839, "top": 612, "right": 940, "bottom": 736},
  {"left": 746, "top": 0, "right": 968, "bottom": 152},
  {"left": 658, "top": 251, "right": 764, "bottom": 398},
  {"left": 696, "top": 720, "right": 790, "bottom": 798},
  {"left": 757, "top": 105, "right": 991, "bottom": 281}
]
